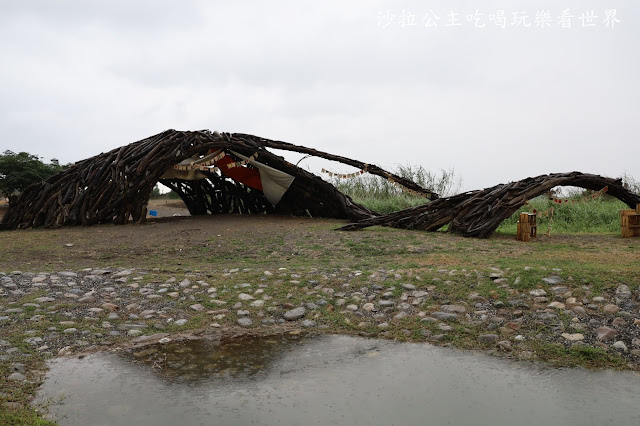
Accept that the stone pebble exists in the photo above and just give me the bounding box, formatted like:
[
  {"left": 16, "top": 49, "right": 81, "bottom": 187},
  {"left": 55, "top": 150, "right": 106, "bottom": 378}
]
[
  {"left": 1, "top": 266, "right": 639, "bottom": 374},
  {"left": 283, "top": 307, "right": 306, "bottom": 321}
]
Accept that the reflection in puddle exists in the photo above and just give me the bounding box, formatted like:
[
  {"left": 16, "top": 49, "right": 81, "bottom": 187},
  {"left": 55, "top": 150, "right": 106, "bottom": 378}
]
[
  {"left": 125, "top": 334, "right": 309, "bottom": 384},
  {"left": 37, "top": 334, "right": 640, "bottom": 426}
]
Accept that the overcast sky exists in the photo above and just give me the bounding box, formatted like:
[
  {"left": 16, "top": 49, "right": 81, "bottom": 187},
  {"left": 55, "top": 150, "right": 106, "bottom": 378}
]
[{"left": 1, "top": 1, "right": 637, "bottom": 192}]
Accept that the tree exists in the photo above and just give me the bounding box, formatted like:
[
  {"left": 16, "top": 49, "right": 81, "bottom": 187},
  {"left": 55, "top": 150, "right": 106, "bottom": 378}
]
[
  {"left": 0, "top": 150, "right": 66, "bottom": 206},
  {"left": 151, "top": 184, "right": 161, "bottom": 198}
]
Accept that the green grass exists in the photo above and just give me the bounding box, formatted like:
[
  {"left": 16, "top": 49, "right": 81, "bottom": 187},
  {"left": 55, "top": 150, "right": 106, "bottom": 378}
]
[
  {"left": 330, "top": 165, "right": 637, "bottom": 232},
  {"left": 0, "top": 406, "right": 57, "bottom": 426},
  {"left": 0, "top": 350, "right": 57, "bottom": 426},
  {"left": 329, "top": 165, "right": 459, "bottom": 214},
  {"left": 498, "top": 195, "right": 629, "bottom": 234},
  {"left": 352, "top": 195, "right": 429, "bottom": 214},
  {"left": 531, "top": 341, "right": 627, "bottom": 369}
]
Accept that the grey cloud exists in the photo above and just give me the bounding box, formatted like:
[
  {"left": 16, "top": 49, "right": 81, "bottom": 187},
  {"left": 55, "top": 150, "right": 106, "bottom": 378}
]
[
  {"left": 0, "top": 0, "right": 205, "bottom": 31},
  {"left": 0, "top": 0, "right": 638, "bottom": 190}
]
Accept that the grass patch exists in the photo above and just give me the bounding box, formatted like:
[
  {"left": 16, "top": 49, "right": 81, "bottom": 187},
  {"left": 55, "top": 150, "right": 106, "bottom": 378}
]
[
  {"left": 531, "top": 342, "right": 627, "bottom": 369},
  {"left": 329, "top": 165, "right": 459, "bottom": 214},
  {"left": 0, "top": 352, "right": 56, "bottom": 426},
  {"left": 497, "top": 195, "right": 630, "bottom": 234},
  {"left": 0, "top": 405, "right": 57, "bottom": 426}
]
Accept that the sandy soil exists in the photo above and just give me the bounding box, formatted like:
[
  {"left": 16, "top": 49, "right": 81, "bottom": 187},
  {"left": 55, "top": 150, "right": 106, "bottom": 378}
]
[
  {"left": 0, "top": 199, "right": 188, "bottom": 223},
  {"left": 147, "top": 199, "right": 191, "bottom": 218}
]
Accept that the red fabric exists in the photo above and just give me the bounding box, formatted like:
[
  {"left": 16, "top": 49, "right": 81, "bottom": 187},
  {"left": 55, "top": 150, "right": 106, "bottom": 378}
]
[{"left": 215, "top": 155, "right": 263, "bottom": 191}]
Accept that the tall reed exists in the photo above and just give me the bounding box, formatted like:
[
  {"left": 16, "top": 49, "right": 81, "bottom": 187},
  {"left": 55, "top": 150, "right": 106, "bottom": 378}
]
[{"left": 329, "top": 166, "right": 461, "bottom": 214}]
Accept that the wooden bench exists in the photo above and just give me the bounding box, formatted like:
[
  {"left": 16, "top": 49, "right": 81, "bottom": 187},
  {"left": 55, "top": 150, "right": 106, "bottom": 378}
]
[
  {"left": 517, "top": 212, "right": 537, "bottom": 242},
  {"left": 620, "top": 204, "right": 640, "bottom": 238}
]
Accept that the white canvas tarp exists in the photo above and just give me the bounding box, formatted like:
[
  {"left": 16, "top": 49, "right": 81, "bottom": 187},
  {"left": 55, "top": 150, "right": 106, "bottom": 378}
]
[
  {"left": 160, "top": 150, "right": 295, "bottom": 205},
  {"left": 230, "top": 150, "right": 295, "bottom": 205}
]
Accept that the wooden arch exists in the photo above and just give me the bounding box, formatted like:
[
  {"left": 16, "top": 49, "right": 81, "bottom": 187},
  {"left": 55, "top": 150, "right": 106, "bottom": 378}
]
[
  {"left": 3, "top": 130, "right": 637, "bottom": 238},
  {"left": 0, "top": 130, "right": 432, "bottom": 230},
  {"left": 341, "top": 172, "right": 640, "bottom": 238}
]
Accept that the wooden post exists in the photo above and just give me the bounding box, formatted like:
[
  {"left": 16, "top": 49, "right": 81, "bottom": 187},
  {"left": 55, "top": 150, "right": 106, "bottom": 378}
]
[
  {"left": 530, "top": 213, "right": 537, "bottom": 238},
  {"left": 620, "top": 204, "right": 640, "bottom": 238},
  {"left": 517, "top": 213, "right": 531, "bottom": 242}
]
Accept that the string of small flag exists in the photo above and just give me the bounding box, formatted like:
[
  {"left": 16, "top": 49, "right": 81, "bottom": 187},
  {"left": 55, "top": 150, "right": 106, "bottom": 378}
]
[
  {"left": 173, "top": 163, "right": 221, "bottom": 172},
  {"left": 321, "top": 164, "right": 368, "bottom": 179},
  {"left": 388, "top": 177, "right": 431, "bottom": 199},
  {"left": 543, "top": 207, "right": 555, "bottom": 236},
  {"left": 173, "top": 151, "right": 227, "bottom": 171},
  {"left": 523, "top": 201, "right": 555, "bottom": 236},
  {"left": 549, "top": 186, "right": 608, "bottom": 204},
  {"left": 192, "top": 164, "right": 221, "bottom": 173},
  {"left": 172, "top": 151, "right": 260, "bottom": 172},
  {"left": 522, "top": 186, "right": 608, "bottom": 236},
  {"left": 321, "top": 165, "right": 431, "bottom": 199},
  {"left": 209, "top": 151, "right": 227, "bottom": 163},
  {"left": 226, "top": 152, "right": 258, "bottom": 169},
  {"left": 383, "top": 172, "right": 433, "bottom": 199}
]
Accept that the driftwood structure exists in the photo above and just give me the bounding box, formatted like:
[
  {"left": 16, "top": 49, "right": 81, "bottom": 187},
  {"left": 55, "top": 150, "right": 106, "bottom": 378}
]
[
  {"left": 2, "top": 129, "right": 638, "bottom": 239},
  {"left": 0, "top": 129, "right": 432, "bottom": 230},
  {"left": 341, "top": 172, "right": 640, "bottom": 238}
]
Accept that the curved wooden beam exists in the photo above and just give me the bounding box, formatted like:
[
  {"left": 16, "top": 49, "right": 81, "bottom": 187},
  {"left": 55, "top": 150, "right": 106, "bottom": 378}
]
[
  {"left": 340, "top": 172, "right": 640, "bottom": 238},
  {"left": 2, "top": 129, "right": 403, "bottom": 229},
  {"left": 233, "top": 133, "right": 438, "bottom": 199}
]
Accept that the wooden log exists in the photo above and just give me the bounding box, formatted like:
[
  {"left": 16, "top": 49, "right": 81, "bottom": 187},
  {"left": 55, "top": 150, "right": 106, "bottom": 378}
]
[
  {"left": 517, "top": 213, "right": 530, "bottom": 242},
  {"left": 341, "top": 172, "right": 640, "bottom": 238},
  {"left": 620, "top": 204, "right": 640, "bottom": 238},
  {"left": 234, "top": 133, "right": 437, "bottom": 199},
  {"left": 3, "top": 129, "right": 639, "bottom": 238}
]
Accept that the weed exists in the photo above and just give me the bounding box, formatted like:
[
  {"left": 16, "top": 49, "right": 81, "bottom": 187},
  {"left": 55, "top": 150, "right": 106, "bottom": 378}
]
[
  {"left": 531, "top": 341, "right": 626, "bottom": 369},
  {"left": 328, "top": 166, "right": 460, "bottom": 214}
]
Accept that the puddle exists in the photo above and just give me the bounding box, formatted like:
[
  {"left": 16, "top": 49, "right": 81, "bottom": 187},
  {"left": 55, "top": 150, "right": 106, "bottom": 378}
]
[
  {"left": 123, "top": 333, "right": 310, "bottom": 384},
  {"left": 37, "top": 334, "right": 640, "bottom": 425}
]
